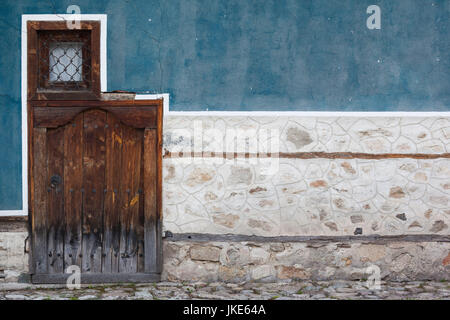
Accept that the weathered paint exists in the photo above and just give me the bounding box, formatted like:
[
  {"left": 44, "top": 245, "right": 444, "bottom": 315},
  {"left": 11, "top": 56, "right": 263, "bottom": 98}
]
[{"left": 0, "top": 0, "right": 449, "bottom": 209}]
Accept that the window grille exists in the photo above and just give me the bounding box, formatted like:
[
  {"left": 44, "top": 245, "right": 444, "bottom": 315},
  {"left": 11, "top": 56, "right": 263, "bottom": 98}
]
[{"left": 49, "top": 42, "right": 83, "bottom": 82}]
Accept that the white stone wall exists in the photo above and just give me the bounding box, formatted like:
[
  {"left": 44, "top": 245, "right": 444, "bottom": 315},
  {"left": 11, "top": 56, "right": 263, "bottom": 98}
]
[
  {"left": 162, "top": 116, "right": 450, "bottom": 237},
  {"left": 164, "top": 116, "right": 450, "bottom": 154}
]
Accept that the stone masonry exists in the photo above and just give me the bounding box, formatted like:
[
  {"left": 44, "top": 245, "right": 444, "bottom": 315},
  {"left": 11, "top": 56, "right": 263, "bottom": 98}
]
[
  {"left": 162, "top": 116, "right": 450, "bottom": 237},
  {"left": 159, "top": 115, "right": 450, "bottom": 282}
]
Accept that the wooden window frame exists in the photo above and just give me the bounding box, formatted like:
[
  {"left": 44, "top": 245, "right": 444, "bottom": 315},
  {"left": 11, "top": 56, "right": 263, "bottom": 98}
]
[
  {"left": 38, "top": 30, "right": 91, "bottom": 90},
  {"left": 27, "top": 21, "right": 101, "bottom": 100}
]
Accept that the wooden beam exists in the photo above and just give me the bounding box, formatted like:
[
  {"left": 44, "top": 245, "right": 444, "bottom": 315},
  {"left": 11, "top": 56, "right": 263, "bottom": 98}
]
[
  {"left": 163, "top": 151, "right": 450, "bottom": 160},
  {"left": 31, "top": 272, "right": 160, "bottom": 284}
]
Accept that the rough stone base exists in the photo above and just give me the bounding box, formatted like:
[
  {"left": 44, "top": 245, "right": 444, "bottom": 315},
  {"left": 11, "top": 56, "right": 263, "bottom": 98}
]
[
  {"left": 0, "top": 232, "right": 29, "bottom": 282},
  {"left": 2, "top": 231, "right": 449, "bottom": 283},
  {"left": 162, "top": 240, "right": 450, "bottom": 282}
]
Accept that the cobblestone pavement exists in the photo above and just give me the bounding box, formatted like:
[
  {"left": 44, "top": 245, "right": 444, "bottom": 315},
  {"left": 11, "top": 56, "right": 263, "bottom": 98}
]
[{"left": 0, "top": 280, "right": 449, "bottom": 300}]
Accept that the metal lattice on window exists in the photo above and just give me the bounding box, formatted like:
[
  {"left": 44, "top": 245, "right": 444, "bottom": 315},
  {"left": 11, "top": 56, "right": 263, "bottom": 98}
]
[
  {"left": 49, "top": 42, "right": 83, "bottom": 82},
  {"left": 37, "top": 30, "right": 92, "bottom": 91}
]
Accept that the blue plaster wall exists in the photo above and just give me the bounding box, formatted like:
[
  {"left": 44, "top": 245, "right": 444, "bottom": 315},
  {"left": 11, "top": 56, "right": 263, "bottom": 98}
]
[{"left": 0, "top": 0, "right": 449, "bottom": 209}]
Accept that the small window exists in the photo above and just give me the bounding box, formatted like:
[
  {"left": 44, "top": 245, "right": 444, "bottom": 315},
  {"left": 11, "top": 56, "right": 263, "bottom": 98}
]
[
  {"left": 27, "top": 21, "right": 100, "bottom": 100},
  {"left": 49, "top": 42, "right": 83, "bottom": 82},
  {"left": 37, "top": 30, "right": 92, "bottom": 91}
]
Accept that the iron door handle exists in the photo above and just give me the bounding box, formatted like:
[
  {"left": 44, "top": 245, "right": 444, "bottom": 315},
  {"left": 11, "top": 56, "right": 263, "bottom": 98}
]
[{"left": 50, "top": 174, "right": 62, "bottom": 188}]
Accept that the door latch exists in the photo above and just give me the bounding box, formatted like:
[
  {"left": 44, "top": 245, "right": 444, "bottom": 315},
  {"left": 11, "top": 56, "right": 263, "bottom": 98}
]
[{"left": 50, "top": 175, "right": 62, "bottom": 188}]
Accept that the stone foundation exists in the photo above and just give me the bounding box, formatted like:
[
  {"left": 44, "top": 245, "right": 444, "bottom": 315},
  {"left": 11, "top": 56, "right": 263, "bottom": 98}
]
[
  {"left": 1, "top": 231, "right": 449, "bottom": 283},
  {"left": 0, "top": 232, "right": 28, "bottom": 282},
  {"left": 162, "top": 240, "right": 450, "bottom": 282}
]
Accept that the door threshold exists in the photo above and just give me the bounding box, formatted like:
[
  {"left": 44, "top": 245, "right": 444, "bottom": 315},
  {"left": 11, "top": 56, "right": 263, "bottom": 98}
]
[{"left": 31, "top": 273, "right": 161, "bottom": 284}]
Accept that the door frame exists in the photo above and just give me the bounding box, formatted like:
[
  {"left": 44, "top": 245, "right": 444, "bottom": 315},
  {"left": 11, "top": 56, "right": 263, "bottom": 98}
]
[
  {"left": 25, "top": 16, "right": 164, "bottom": 283},
  {"left": 14, "top": 15, "right": 108, "bottom": 218}
]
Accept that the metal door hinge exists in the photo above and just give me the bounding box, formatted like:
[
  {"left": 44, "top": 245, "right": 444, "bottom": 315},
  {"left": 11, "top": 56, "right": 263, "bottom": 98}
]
[
  {"left": 24, "top": 235, "right": 30, "bottom": 254},
  {"left": 163, "top": 230, "right": 173, "bottom": 239}
]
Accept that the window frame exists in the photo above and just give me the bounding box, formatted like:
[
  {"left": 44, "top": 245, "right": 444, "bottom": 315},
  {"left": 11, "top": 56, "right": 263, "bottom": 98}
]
[
  {"left": 39, "top": 30, "right": 91, "bottom": 89},
  {"left": 27, "top": 21, "right": 101, "bottom": 100}
]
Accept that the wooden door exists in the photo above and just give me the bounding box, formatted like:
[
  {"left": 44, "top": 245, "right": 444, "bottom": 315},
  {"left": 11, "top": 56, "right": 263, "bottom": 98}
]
[{"left": 29, "top": 100, "right": 162, "bottom": 283}]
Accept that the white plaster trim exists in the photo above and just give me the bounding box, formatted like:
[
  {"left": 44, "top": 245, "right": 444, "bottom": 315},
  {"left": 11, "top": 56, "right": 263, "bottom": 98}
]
[
  {"left": 0, "top": 210, "right": 26, "bottom": 217},
  {"left": 163, "top": 110, "right": 450, "bottom": 117},
  {"left": 135, "top": 93, "right": 170, "bottom": 115},
  {"left": 136, "top": 94, "right": 449, "bottom": 118},
  {"left": 0, "top": 14, "right": 108, "bottom": 217}
]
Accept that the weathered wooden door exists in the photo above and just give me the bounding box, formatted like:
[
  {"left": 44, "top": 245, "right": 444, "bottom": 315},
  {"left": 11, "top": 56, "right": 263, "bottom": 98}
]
[{"left": 29, "top": 100, "right": 162, "bottom": 283}]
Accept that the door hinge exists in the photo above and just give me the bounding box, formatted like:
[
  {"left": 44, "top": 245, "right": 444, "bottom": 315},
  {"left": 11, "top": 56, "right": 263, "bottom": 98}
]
[
  {"left": 163, "top": 230, "right": 173, "bottom": 239},
  {"left": 24, "top": 235, "right": 30, "bottom": 254}
]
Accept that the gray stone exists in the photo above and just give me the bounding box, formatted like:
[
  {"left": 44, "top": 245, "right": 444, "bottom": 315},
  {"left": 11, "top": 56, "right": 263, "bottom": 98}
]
[
  {"left": 251, "top": 265, "right": 275, "bottom": 280},
  {"left": 269, "top": 243, "right": 285, "bottom": 252},
  {"left": 5, "top": 294, "right": 27, "bottom": 300},
  {"left": 286, "top": 127, "right": 313, "bottom": 149},
  {"left": 78, "top": 295, "right": 98, "bottom": 300},
  {"left": 134, "top": 290, "right": 153, "bottom": 299},
  {"left": 430, "top": 220, "right": 448, "bottom": 233},
  {"left": 157, "top": 282, "right": 182, "bottom": 287}
]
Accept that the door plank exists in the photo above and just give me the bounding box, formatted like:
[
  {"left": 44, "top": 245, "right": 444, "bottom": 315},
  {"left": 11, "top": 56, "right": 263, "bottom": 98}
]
[
  {"left": 156, "top": 105, "right": 163, "bottom": 273},
  {"left": 143, "top": 129, "right": 158, "bottom": 273},
  {"left": 32, "top": 128, "right": 48, "bottom": 274},
  {"left": 81, "top": 110, "right": 106, "bottom": 273},
  {"left": 63, "top": 115, "right": 83, "bottom": 270},
  {"left": 137, "top": 141, "right": 145, "bottom": 273},
  {"left": 103, "top": 115, "right": 123, "bottom": 273},
  {"left": 46, "top": 127, "right": 65, "bottom": 274},
  {"left": 118, "top": 126, "right": 142, "bottom": 273},
  {"left": 128, "top": 129, "right": 143, "bottom": 274}
]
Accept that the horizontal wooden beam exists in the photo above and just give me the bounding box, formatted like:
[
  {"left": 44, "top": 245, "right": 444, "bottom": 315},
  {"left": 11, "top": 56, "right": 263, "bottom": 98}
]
[
  {"left": 30, "top": 99, "right": 162, "bottom": 107},
  {"left": 163, "top": 151, "right": 450, "bottom": 160},
  {"left": 164, "top": 233, "right": 450, "bottom": 244},
  {"left": 0, "top": 216, "right": 28, "bottom": 232}
]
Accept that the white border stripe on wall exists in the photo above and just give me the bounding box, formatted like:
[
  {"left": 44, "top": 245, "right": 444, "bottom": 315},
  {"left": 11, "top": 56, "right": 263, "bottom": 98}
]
[
  {"left": 135, "top": 93, "right": 170, "bottom": 114},
  {"left": 0, "top": 14, "right": 108, "bottom": 217},
  {"left": 163, "top": 111, "right": 450, "bottom": 117},
  {"left": 136, "top": 94, "right": 450, "bottom": 117},
  {"left": 0, "top": 210, "right": 26, "bottom": 217}
]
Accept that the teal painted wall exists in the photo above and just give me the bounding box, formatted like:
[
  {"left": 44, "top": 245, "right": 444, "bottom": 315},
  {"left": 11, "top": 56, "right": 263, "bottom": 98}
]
[{"left": 0, "top": 0, "right": 449, "bottom": 209}]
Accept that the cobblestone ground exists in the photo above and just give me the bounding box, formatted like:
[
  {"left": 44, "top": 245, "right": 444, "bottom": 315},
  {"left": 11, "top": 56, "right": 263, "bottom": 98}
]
[{"left": 0, "top": 280, "right": 449, "bottom": 300}]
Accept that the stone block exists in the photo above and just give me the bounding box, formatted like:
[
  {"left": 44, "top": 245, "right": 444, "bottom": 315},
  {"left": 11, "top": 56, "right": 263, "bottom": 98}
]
[{"left": 190, "top": 245, "right": 221, "bottom": 262}]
